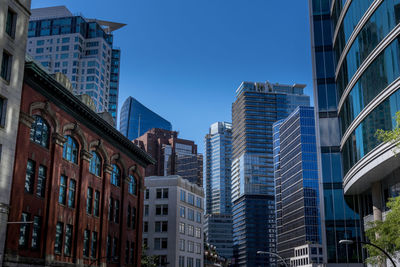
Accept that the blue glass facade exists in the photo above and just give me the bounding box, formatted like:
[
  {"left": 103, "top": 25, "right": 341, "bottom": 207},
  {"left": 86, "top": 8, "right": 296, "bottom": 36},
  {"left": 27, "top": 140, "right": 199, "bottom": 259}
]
[
  {"left": 109, "top": 49, "right": 121, "bottom": 122},
  {"left": 309, "top": 0, "right": 364, "bottom": 263},
  {"left": 273, "top": 106, "right": 322, "bottom": 260},
  {"left": 119, "top": 96, "right": 172, "bottom": 140}
]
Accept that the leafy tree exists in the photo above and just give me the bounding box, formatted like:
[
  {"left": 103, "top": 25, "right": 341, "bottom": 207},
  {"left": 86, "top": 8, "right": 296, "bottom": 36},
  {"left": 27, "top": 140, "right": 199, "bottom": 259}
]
[
  {"left": 376, "top": 111, "right": 400, "bottom": 152},
  {"left": 141, "top": 245, "right": 158, "bottom": 267}
]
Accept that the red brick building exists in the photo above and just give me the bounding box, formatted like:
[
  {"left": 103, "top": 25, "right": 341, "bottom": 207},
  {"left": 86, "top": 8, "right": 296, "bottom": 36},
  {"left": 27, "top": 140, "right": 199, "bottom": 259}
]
[{"left": 4, "top": 61, "right": 154, "bottom": 267}]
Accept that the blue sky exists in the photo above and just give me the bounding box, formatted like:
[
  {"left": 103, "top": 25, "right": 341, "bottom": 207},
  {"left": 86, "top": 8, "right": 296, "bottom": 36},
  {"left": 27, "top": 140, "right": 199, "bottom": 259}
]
[{"left": 31, "top": 0, "right": 314, "bottom": 153}]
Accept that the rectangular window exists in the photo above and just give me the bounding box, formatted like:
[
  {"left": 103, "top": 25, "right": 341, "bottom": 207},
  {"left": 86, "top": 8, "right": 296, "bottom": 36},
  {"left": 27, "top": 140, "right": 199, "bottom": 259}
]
[
  {"left": 196, "top": 197, "right": 202, "bottom": 208},
  {"left": 187, "top": 257, "right": 194, "bottom": 267},
  {"left": 114, "top": 199, "right": 119, "bottom": 223},
  {"left": 156, "top": 188, "right": 168, "bottom": 199},
  {"left": 25, "top": 160, "right": 35, "bottom": 194},
  {"left": 127, "top": 206, "right": 131, "bottom": 228},
  {"left": 54, "top": 222, "right": 63, "bottom": 254},
  {"left": 125, "top": 241, "right": 129, "bottom": 264},
  {"left": 195, "top": 243, "right": 201, "bottom": 254},
  {"left": 195, "top": 227, "right": 201, "bottom": 238},
  {"left": 62, "top": 37, "right": 70, "bottom": 43},
  {"left": 64, "top": 224, "right": 72, "bottom": 256},
  {"left": 93, "top": 190, "right": 100, "bottom": 216},
  {"left": 179, "top": 222, "right": 185, "bottom": 234},
  {"left": 155, "top": 221, "right": 168, "bottom": 232},
  {"left": 144, "top": 205, "right": 149, "bottom": 216},
  {"left": 188, "top": 225, "right": 194, "bottom": 236},
  {"left": 108, "top": 197, "right": 113, "bottom": 221},
  {"left": 19, "top": 212, "right": 30, "bottom": 248},
  {"left": 61, "top": 45, "right": 69, "bottom": 51},
  {"left": 91, "top": 231, "right": 98, "bottom": 258},
  {"left": 179, "top": 256, "right": 185, "bottom": 267},
  {"left": 86, "top": 187, "right": 93, "bottom": 214},
  {"left": 143, "top": 221, "right": 148, "bottom": 232},
  {"left": 106, "top": 235, "right": 111, "bottom": 259},
  {"left": 154, "top": 238, "right": 168, "bottom": 250},
  {"left": 59, "top": 175, "right": 67, "bottom": 204},
  {"left": 36, "top": 48, "right": 44, "bottom": 53},
  {"left": 179, "top": 239, "right": 185, "bottom": 251},
  {"left": 188, "top": 209, "right": 194, "bottom": 221},
  {"left": 196, "top": 212, "right": 202, "bottom": 223},
  {"left": 83, "top": 229, "right": 90, "bottom": 257},
  {"left": 180, "top": 190, "right": 186, "bottom": 202},
  {"left": 145, "top": 189, "right": 149, "bottom": 199},
  {"left": 5, "top": 8, "right": 17, "bottom": 38},
  {"left": 31, "top": 216, "right": 41, "bottom": 249},
  {"left": 180, "top": 206, "right": 185, "bottom": 218},
  {"left": 36, "top": 165, "right": 46, "bottom": 197},
  {"left": 188, "top": 241, "right": 194, "bottom": 252},
  {"left": 112, "top": 238, "right": 118, "bottom": 258},
  {"left": 131, "top": 207, "right": 136, "bottom": 229},
  {"left": 0, "top": 97, "right": 7, "bottom": 127},
  {"left": 196, "top": 259, "right": 201, "bottom": 267},
  {"left": 67, "top": 179, "right": 76, "bottom": 208},
  {"left": 1, "top": 51, "right": 12, "bottom": 82},
  {"left": 188, "top": 193, "right": 194, "bottom": 205},
  {"left": 130, "top": 242, "right": 135, "bottom": 264}
]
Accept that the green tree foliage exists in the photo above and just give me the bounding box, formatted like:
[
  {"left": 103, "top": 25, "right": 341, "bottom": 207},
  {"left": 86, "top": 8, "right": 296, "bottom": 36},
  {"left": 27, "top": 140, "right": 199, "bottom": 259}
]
[
  {"left": 376, "top": 111, "right": 400, "bottom": 152},
  {"left": 141, "top": 245, "right": 158, "bottom": 267},
  {"left": 365, "top": 196, "right": 400, "bottom": 264}
]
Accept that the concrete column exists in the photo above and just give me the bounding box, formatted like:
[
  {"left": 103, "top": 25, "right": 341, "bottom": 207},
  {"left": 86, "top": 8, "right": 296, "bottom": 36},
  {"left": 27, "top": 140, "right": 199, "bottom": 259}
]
[{"left": 372, "top": 182, "right": 383, "bottom": 222}]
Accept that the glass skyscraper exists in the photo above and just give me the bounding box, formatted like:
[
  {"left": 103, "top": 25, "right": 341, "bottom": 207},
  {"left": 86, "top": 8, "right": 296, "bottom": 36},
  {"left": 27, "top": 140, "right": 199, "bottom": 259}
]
[
  {"left": 273, "top": 106, "right": 322, "bottom": 262},
  {"left": 119, "top": 96, "right": 172, "bottom": 140},
  {"left": 27, "top": 6, "right": 124, "bottom": 125},
  {"left": 309, "top": 0, "right": 363, "bottom": 264},
  {"left": 231, "top": 81, "right": 310, "bottom": 267}
]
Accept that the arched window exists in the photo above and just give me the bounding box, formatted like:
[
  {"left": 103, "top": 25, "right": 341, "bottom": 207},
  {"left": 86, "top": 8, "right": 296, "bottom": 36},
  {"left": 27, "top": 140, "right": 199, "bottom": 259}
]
[
  {"left": 128, "top": 175, "right": 137, "bottom": 195},
  {"left": 111, "top": 164, "right": 120, "bottom": 187},
  {"left": 63, "top": 136, "right": 78, "bottom": 163},
  {"left": 30, "top": 115, "right": 50, "bottom": 148},
  {"left": 89, "top": 151, "right": 101, "bottom": 176}
]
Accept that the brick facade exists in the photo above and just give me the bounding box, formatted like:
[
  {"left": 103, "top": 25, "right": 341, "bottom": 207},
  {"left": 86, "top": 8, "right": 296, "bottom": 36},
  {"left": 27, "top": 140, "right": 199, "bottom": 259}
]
[{"left": 4, "top": 61, "right": 154, "bottom": 267}]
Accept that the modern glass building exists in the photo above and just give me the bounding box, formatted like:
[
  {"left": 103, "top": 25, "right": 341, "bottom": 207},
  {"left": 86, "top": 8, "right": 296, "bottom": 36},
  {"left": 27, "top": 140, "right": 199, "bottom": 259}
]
[
  {"left": 231, "top": 81, "right": 310, "bottom": 267},
  {"left": 119, "top": 96, "right": 172, "bottom": 140},
  {"left": 204, "top": 214, "right": 234, "bottom": 261},
  {"left": 26, "top": 6, "right": 124, "bottom": 125},
  {"left": 309, "top": 0, "right": 364, "bottom": 264},
  {"left": 273, "top": 106, "right": 322, "bottom": 261}
]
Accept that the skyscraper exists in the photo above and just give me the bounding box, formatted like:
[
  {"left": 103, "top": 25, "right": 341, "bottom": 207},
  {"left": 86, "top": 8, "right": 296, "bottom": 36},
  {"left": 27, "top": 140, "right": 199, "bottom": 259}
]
[
  {"left": 309, "top": 0, "right": 364, "bottom": 264},
  {"left": 120, "top": 96, "right": 172, "bottom": 140},
  {"left": 231, "top": 81, "right": 310, "bottom": 267},
  {"left": 0, "top": 0, "right": 31, "bottom": 265},
  {"left": 203, "top": 122, "right": 233, "bottom": 260},
  {"left": 26, "top": 6, "right": 124, "bottom": 125},
  {"left": 273, "top": 106, "right": 323, "bottom": 263}
]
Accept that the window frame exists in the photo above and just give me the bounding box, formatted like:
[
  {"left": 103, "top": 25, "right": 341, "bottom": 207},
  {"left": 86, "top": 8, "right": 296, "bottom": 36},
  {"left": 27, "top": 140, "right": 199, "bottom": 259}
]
[
  {"left": 5, "top": 8, "right": 17, "bottom": 38},
  {"left": 62, "top": 135, "right": 79, "bottom": 163},
  {"left": 1, "top": 50, "right": 13, "bottom": 82}
]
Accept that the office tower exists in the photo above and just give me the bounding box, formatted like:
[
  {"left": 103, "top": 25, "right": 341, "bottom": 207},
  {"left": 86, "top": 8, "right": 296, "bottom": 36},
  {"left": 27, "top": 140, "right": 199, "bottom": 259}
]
[
  {"left": 26, "top": 6, "right": 125, "bottom": 125},
  {"left": 135, "top": 128, "right": 203, "bottom": 186},
  {"left": 203, "top": 122, "right": 233, "bottom": 260},
  {"left": 273, "top": 106, "right": 323, "bottom": 264},
  {"left": 143, "top": 175, "right": 204, "bottom": 267},
  {"left": 0, "top": 0, "right": 31, "bottom": 265},
  {"left": 4, "top": 59, "right": 154, "bottom": 266},
  {"left": 120, "top": 96, "right": 172, "bottom": 140},
  {"left": 231, "top": 81, "right": 310, "bottom": 267},
  {"left": 308, "top": 0, "right": 366, "bottom": 265}
]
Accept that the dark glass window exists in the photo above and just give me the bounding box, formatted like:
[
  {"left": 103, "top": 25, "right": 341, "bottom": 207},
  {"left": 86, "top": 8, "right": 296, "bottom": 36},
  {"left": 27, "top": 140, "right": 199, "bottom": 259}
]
[
  {"left": 108, "top": 197, "right": 113, "bottom": 221},
  {"left": 6, "top": 8, "right": 17, "bottom": 38},
  {"left": 112, "top": 238, "right": 118, "bottom": 258},
  {"left": 25, "top": 160, "right": 35, "bottom": 194},
  {"left": 64, "top": 224, "right": 72, "bottom": 256},
  {"left": 19, "top": 212, "right": 30, "bottom": 248},
  {"left": 114, "top": 199, "right": 119, "bottom": 223},
  {"left": 1, "top": 51, "right": 12, "bottom": 82},
  {"left": 91, "top": 231, "right": 98, "bottom": 259},
  {"left": 106, "top": 235, "right": 111, "bottom": 259},
  {"left": 127, "top": 205, "right": 131, "bottom": 228},
  {"left": 89, "top": 151, "right": 101, "bottom": 176},
  {"left": 63, "top": 136, "right": 78, "bottom": 163},
  {"left": 93, "top": 190, "right": 100, "bottom": 217},
  {"left": 37, "top": 165, "right": 46, "bottom": 197},
  {"left": 0, "top": 97, "right": 6, "bottom": 127},
  {"left": 111, "top": 164, "right": 120, "bottom": 186},
  {"left": 67, "top": 179, "right": 76, "bottom": 208},
  {"left": 31, "top": 216, "right": 41, "bottom": 249},
  {"left": 86, "top": 187, "right": 93, "bottom": 214},
  {"left": 54, "top": 222, "right": 63, "bottom": 254},
  {"left": 125, "top": 241, "right": 129, "bottom": 264},
  {"left": 132, "top": 207, "right": 136, "bottom": 229},
  {"left": 83, "top": 229, "right": 90, "bottom": 257},
  {"left": 130, "top": 242, "right": 134, "bottom": 264},
  {"left": 128, "top": 175, "right": 137, "bottom": 195},
  {"left": 30, "top": 116, "right": 50, "bottom": 148},
  {"left": 59, "top": 175, "right": 67, "bottom": 204}
]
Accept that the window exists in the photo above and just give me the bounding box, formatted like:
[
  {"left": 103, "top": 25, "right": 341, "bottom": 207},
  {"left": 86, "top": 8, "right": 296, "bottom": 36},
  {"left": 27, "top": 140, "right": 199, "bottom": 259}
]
[
  {"left": 114, "top": 199, "right": 119, "bottom": 223},
  {"left": 0, "top": 97, "right": 7, "bottom": 127},
  {"left": 144, "top": 205, "right": 149, "bottom": 216},
  {"left": 36, "top": 165, "right": 46, "bottom": 197},
  {"left": 180, "top": 206, "right": 185, "bottom": 218},
  {"left": 196, "top": 259, "right": 201, "bottom": 267},
  {"left": 31, "top": 216, "right": 41, "bottom": 249},
  {"left": 127, "top": 205, "right": 131, "bottom": 227},
  {"left": 67, "top": 179, "right": 76, "bottom": 208},
  {"left": 112, "top": 238, "right": 118, "bottom": 258},
  {"left": 180, "top": 190, "right": 186, "bottom": 202},
  {"left": 64, "top": 224, "right": 73, "bottom": 256},
  {"left": 188, "top": 209, "right": 194, "bottom": 221},
  {"left": 188, "top": 241, "right": 194, "bottom": 252},
  {"left": 87, "top": 187, "right": 93, "bottom": 214},
  {"left": 125, "top": 241, "right": 129, "bottom": 264},
  {"left": 93, "top": 191, "right": 100, "bottom": 216},
  {"left": 179, "top": 256, "right": 185, "bottom": 267},
  {"left": 128, "top": 175, "right": 137, "bottom": 195},
  {"left": 25, "top": 160, "right": 35, "bottom": 194},
  {"left": 195, "top": 243, "right": 201, "bottom": 254},
  {"left": 196, "top": 212, "right": 202, "bottom": 223},
  {"left": 61, "top": 45, "right": 69, "bottom": 51},
  {"left": 188, "top": 225, "right": 194, "bottom": 236},
  {"left": 91, "top": 232, "right": 98, "bottom": 259},
  {"left": 55, "top": 222, "right": 63, "bottom": 254},
  {"left": 154, "top": 238, "right": 167, "bottom": 250},
  {"left": 187, "top": 257, "right": 194, "bottom": 267},
  {"left": 130, "top": 242, "right": 135, "bottom": 264},
  {"left": 156, "top": 188, "right": 168, "bottom": 199},
  {"left": 132, "top": 207, "right": 136, "bottom": 229},
  {"left": 83, "top": 229, "right": 90, "bottom": 257},
  {"left": 108, "top": 197, "right": 113, "bottom": 221},
  {"left": 5, "top": 8, "right": 17, "bottom": 38},
  {"left": 155, "top": 204, "right": 168, "bottom": 215},
  {"left": 106, "top": 236, "right": 111, "bottom": 259},
  {"left": 195, "top": 227, "right": 201, "bottom": 238},
  {"left": 89, "top": 151, "right": 101, "bottom": 176},
  {"left": 143, "top": 221, "right": 148, "bottom": 232},
  {"left": 155, "top": 221, "right": 168, "bottom": 232},
  {"left": 179, "top": 239, "right": 185, "bottom": 251},
  {"left": 19, "top": 212, "right": 30, "bottom": 248},
  {"left": 59, "top": 175, "right": 67, "bottom": 204},
  {"left": 36, "top": 48, "right": 44, "bottom": 53},
  {"left": 111, "top": 164, "right": 120, "bottom": 187},
  {"left": 63, "top": 136, "right": 78, "bottom": 163},
  {"left": 62, "top": 37, "right": 70, "bottom": 43},
  {"left": 188, "top": 194, "right": 194, "bottom": 205},
  {"left": 196, "top": 197, "right": 202, "bottom": 208},
  {"left": 179, "top": 222, "right": 185, "bottom": 234},
  {"left": 1, "top": 51, "right": 12, "bottom": 82},
  {"left": 30, "top": 115, "right": 49, "bottom": 147},
  {"left": 145, "top": 189, "right": 149, "bottom": 199}
]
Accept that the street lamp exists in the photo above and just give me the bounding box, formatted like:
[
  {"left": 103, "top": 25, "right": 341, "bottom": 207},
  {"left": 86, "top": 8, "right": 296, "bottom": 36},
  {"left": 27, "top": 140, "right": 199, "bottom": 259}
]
[
  {"left": 339, "top": 239, "right": 397, "bottom": 267},
  {"left": 257, "top": 250, "right": 288, "bottom": 267}
]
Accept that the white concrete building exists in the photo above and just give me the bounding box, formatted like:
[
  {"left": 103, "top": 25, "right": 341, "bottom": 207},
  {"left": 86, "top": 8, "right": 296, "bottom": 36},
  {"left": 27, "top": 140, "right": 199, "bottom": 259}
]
[
  {"left": 0, "top": 0, "right": 31, "bottom": 265},
  {"left": 290, "top": 244, "right": 324, "bottom": 267},
  {"left": 143, "top": 176, "right": 204, "bottom": 267}
]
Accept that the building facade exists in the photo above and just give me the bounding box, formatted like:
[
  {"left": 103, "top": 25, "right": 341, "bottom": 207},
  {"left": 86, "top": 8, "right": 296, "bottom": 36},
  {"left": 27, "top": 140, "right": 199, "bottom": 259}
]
[
  {"left": 309, "top": 0, "right": 366, "bottom": 265},
  {"left": 3, "top": 60, "right": 154, "bottom": 267},
  {"left": 26, "top": 6, "right": 124, "bottom": 125},
  {"left": 204, "top": 214, "right": 233, "bottom": 262},
  {"left": 143, "top": 175, "right": 204, "bottom": 267},
  {"left": 0, "top": 0, "right": 31, "bottom": 265},
  {"left": 135, "top": 128, "right": 203, "bottom": 186},
  {"left": 120, "top": 96, "right": 172, "bottom": 141},
  {"left": 231, "top": 81, "right": 310, "bottom": 267},
  {"left": 273, "top": 106, "right": 323, "bottom": 261}
]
